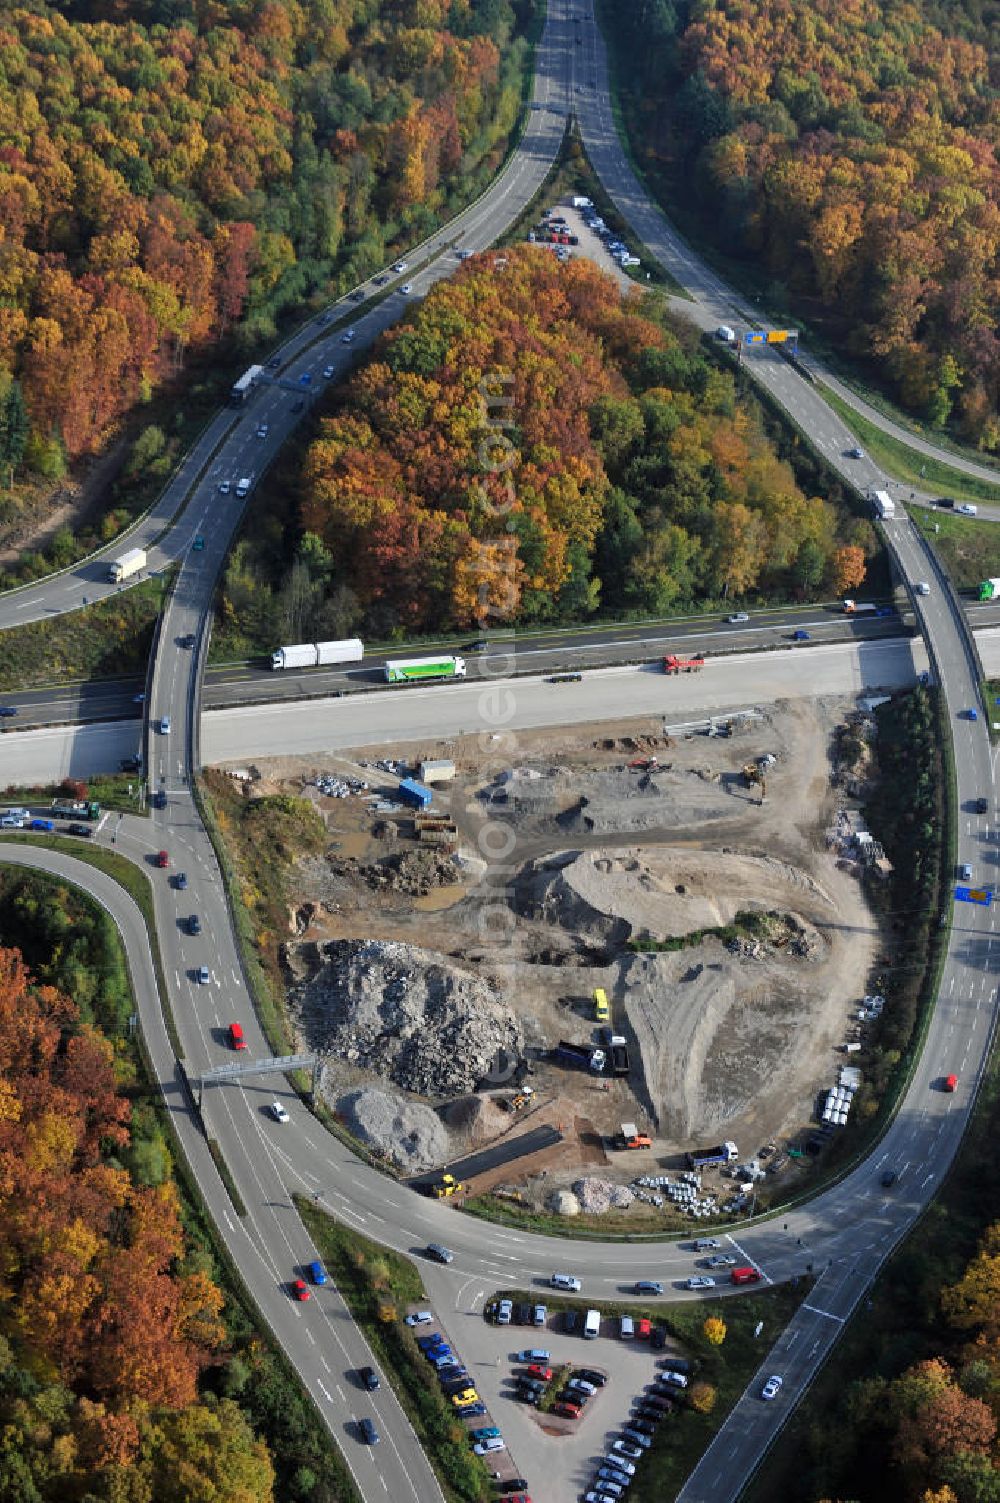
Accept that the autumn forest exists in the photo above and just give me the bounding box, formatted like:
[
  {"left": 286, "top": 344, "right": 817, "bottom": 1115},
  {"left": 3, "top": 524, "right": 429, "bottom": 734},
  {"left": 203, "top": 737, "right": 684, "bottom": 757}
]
[{"left": 612, "top": 0, "right": 1000, "bottom": 446}]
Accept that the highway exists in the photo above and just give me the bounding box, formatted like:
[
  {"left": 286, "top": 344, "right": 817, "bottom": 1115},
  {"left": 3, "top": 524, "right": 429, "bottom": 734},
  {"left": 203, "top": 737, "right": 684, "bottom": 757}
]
[{"left": 0, "top": 0, "right": 999, "bottom": 1500}]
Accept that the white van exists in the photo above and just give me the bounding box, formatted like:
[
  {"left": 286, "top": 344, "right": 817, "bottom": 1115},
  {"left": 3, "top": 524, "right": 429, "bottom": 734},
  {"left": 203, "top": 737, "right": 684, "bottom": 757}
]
[
  {"left": 959, "top": 503, "right": 978, "bottom": 515},
  {"left": 619, "top": 1313, "right": 635, "bottom": 1339},
  {"left": 584, "top": 1308, "right": 601, "bottom": 1339}
]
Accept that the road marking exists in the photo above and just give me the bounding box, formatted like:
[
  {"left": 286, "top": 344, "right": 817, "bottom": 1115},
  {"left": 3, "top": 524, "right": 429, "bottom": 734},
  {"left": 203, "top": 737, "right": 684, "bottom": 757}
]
[
  {"left": 317, "top": 1380, "right": 332, "bottom": 1403},
  {"left": 801, "top": 1302, "right": 845, "bottom": 1323}
]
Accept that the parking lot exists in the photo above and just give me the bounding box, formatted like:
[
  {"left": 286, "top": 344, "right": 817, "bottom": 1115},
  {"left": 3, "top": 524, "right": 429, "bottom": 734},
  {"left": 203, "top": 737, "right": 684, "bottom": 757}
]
[{"left": 420, "top": 1282, "right": 692, "bottom": 1503}]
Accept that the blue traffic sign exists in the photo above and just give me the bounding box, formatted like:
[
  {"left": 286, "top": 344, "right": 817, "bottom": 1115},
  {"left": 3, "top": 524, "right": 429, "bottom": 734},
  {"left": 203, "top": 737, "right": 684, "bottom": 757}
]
[
  {"left": 955, "top": 885, "right": 993, "bottom": 906},
  {"left": 744, "top": 331, "right": 766, "bottom": 345}
]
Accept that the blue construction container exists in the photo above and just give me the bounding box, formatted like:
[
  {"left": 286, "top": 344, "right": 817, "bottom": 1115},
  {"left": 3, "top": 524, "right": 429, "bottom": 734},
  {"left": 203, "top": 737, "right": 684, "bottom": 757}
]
[{"left": 398, "top": 778, "right": 433, "bottom": 809}]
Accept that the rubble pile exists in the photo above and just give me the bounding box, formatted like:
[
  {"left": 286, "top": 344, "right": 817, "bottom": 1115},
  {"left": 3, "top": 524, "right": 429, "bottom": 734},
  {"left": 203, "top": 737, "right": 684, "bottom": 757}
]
[
  {"left": 572, "top": 1176, "right": 636, "bottom": 1214},
  {"left": 288, "top": 938, "right": 523, "bottom": 1097}
]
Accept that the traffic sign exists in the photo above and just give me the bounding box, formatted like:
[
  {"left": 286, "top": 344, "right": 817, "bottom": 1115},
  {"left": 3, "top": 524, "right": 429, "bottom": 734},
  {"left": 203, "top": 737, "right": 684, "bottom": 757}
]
[
  {"left": 744, "top": 331, "right": 765, "bottom": 345},
  {"left": 954, "top": 885, "right": 993, "bottom": 905}
]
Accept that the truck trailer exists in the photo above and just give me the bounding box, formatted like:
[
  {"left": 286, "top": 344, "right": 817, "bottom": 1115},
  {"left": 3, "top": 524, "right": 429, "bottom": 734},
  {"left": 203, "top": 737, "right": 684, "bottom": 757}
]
[
  {"left": 384, "top": 656, "right": 466, "bottom": 682},
  {"left": 230, "top": 364, "right": 263, "bottom": 404},
  {"left": 979, "top": 579, "right": 1000, "bottom": 601},
  {"left": 686, "top": 1141, "right": 739, "bottom": 1170},
  {"left": 107, "top": 547, "right": 146, "bottom": 584},
  {"left": 51, "top": 799, "right": 101, "bottom": 820},
  {"left": 270, "top": 638, "right": 364, "bottom": 671},
  {"left": 556, "top": 1040, "right": 606, "bottom": 1073},
  {"left": 842, "top": 599, "right": 878, "bottom": 614},
  {"left": 872, "top": 490, "right": 895, "bottom": 520}
]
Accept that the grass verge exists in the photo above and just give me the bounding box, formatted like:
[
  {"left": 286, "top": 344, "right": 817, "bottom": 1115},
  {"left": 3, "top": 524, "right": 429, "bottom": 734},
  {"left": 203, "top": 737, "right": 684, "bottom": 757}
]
[
  {"left": 911, "top": 503, "right": 1000, "bottom": 593},
  {"left": 298, "top": 1199, "right": 494, "bottom": 1503},
  {"left": 0, "top": 574, "right": 166, "bottom": 692}
]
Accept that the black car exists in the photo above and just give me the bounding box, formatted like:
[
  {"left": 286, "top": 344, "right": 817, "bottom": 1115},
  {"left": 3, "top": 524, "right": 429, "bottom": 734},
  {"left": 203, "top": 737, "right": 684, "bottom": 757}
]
[
  {"left": 350, "top": 289, "right": 366, "bottom": 301},
  {"left": 880, "top": 1169, "right": 898, "bottom": 1188},
  {"left": 936, "top": 497, "right": 955, "bottom": 508},
  {"left": 266, "top": 355, "right": 282, "bottom": 369},
  {"left": 359, "top": 1416, "right": 379, "bottom": 1445},
  {"left": 515, "top": 1301, "right": 533, "bottom": 1324},
  {"left": 634, "top": 1403, "right": 666, "bottom": 1422},
  {"left": 372, "top": 274, "right": 389, "bottom": 286},
  {"left": 975, "top": 797, "right": 990, "bottom": 813},
  {"left": 291, "top": 398, "right": 305, "bottom": 413},
  {"left": 188, "top": 914, "right": 201, "bottom": 935},
  {"left": 563, "top": 1308, "right": 580, "bottom": 1334},
  {"left": 180, "top": 633, "right": 196, "bottom": 649},
  {"left": 649, "top": 1325, "right": 667, "bottom": 1349},
  {"left": 175, "top": 871, "right": 188, "bottom": 891},
  {"left": 497, "top": 1483, "right": 529, "bottom": 1496},
  {"left": 152, "top": 788, "right": 167, "bottom": 809},
  {"left": 120, "top": 756, "right": 141, "bottom": 773},
  {"left": 575, "top": 1369, "right": 607, "bottom": 1387},
  {"left": 360, "top": 1365, "right": 380, "bottom": 1390},
  {"left": 67, "top": 823, "right": 92, "bottom": 838}
]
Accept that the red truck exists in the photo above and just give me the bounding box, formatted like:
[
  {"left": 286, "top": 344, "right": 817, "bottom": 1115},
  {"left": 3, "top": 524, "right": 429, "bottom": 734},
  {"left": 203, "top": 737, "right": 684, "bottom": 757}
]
[
  {"left": 731, "top": 1266, "right": 762, "bottom": 1285},
  {"left": 663, "top": 654, "right": 705, "bottom": 674}
]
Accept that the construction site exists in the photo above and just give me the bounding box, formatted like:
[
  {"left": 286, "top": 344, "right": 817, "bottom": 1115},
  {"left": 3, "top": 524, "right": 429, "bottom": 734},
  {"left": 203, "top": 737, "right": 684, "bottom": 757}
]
[{"left": 217, "top": 692, "right": 892, "bottom": 1224}]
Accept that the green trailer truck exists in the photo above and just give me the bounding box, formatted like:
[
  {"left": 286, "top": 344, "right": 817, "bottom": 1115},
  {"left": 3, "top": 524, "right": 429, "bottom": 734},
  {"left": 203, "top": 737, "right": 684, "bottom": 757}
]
[
  {"left": 978, "top": 578, "right": 1000, "bottom": 601},
  {"left": 384, "top": 656, "right": 466, "bottom": 683}
]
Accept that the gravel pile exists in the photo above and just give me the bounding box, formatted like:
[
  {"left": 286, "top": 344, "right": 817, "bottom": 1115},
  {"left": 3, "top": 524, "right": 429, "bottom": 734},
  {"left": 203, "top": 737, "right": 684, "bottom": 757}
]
[
  {"left": 288, "top": 938, "right": 523, "bottom": 1097},
  {"left": 336, "top": 1086, "right": 449, "bottom": 1171},
  {"left": 572, "top": 1176, "right": 636, "bottom": 1214}
]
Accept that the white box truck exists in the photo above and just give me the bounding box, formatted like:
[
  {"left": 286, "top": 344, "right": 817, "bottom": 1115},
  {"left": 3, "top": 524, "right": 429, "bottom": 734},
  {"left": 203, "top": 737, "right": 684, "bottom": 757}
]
[
  {"left": 107, "top": 547, "right": 146, "bottom": 584},
  {"left": 872, "top": 490, "right": 895, "bottom": 519},
  {"left": 270, "top": 638, "right": 364, "bottom": 671},
  {"left": 236, "top": 476, "right": 252, "bottom": 498}
]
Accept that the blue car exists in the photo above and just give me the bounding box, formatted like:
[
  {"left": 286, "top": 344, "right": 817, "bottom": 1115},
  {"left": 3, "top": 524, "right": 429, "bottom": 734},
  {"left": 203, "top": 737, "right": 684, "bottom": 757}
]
[
  {"left": 307, "top": 1260, "right": 327, "bottom": 1286},
  {"left": 29, "top": 818, "right": 55, "bottom": 831},
  {"left": 298, "top": 371, "right": 313, "bottom": 386},
  {"left": 792, "top": 629, "right": 810, "bottom": 641}
]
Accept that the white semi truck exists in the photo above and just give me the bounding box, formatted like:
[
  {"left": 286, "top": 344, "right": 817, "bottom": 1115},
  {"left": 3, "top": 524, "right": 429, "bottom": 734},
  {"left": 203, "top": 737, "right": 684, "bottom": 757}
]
[{"left": 107, "top": 547, "right": 147, "bottom": 584}]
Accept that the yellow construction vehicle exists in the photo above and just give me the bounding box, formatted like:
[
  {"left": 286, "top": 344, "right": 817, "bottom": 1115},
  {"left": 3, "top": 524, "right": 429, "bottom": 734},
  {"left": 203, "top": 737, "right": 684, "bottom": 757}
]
[{"left": 431, "top": 1174, "right": 464, "bottom": 1198}]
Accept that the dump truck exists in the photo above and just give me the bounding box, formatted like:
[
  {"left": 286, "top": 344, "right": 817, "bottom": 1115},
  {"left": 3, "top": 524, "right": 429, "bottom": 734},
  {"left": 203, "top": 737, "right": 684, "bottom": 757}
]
[
  {"left": 51, "top": 799, "right": 101, "bottom": 820},
  {"left": 107, "top": 547, "right": 146, "bottom": 584},
  {"left": 978, "top": 579, "right": 1000, "bottom": 601},
  {"left": 620, "top": 1123, "right": 652, "bottom": 1150},
  {"left": 872, "top": 490, "right": 895, "bottom": 519},
  {"left": 556, "top": 1040, "right": 606, "bottom": 1073},
  {"left": 663, "top": 654, "right": 705, "bottom": 674},
  {"left": 687, "top": 1141, "right": 739, "bottom": 1169},
  {"left": 842, "top": 599, "right": 878, "bottom": 614},
  {"left": 398, "top": 778, "right": 433, "bottom": 810},
  {"left": 598, "top": 1030, "right": 630, "bottom": 1076},
  {"left": 270, "top": 638, "right": 363, "bottom": 670}
]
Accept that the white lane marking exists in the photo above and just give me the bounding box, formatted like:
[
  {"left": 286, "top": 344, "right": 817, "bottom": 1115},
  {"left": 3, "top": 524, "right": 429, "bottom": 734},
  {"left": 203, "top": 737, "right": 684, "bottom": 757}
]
[{"left": 801, "top": 1303, "right": 845, "bottom": 1323}]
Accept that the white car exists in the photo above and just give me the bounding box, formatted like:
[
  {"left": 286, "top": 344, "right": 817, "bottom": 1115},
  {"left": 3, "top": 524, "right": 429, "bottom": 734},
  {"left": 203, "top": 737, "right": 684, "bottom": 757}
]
[
  {"left": 473, "top": 1438, "right": 506, "bottom": 1455},
  {"left": 612, "top": 1440, "right": 643, "bottom": 1462},
  {"left": 322, "top": 365, "right": 335, "bottom": 379},
  {"left": 761, "top": 1374, "right": 783, "bottom": 1401},
  {"left": 197, "top": 966, "right": 211, "bottom": 985},
  {"left": 405, "top": 1310, "right": 433, "bottom": 1326},
  {"left": 727, "top": 612, "right": 749, "bottom": 624},
  {"left": 497, "top": 1299, "right": 513, "bottom": 1325},
  {"left": 400, "top": 283, "right": 414, "bottom": 294},
  {"left": 603, "top": 1455, "right": 635, "bottom": 1477},
  {"left": 218, "top": 479, "right": 231, "bottom": 494},
  {"left": 256, "top": 423, "right": 269, "bottom": 439},
  {"left": 0, "top": 815, "right": 24, "bottom": 828},
  {"left": 269, "top": 1101, "right": 290, "bottom": 1124},
  {"left": 391, "top": 261, "right": 408, "bottom": 273},
  {"left": 685, "top": 1276, "right": 716, "bottom": 1290},
  {"left": 341, "top": 329, "right": 355, "bottom": 344},
  {"left": 959, "top": 503, "right": 978, "bottom": 515},
  {"left": 705, "top": 1254, "right": 737, "bottom": 1268}
]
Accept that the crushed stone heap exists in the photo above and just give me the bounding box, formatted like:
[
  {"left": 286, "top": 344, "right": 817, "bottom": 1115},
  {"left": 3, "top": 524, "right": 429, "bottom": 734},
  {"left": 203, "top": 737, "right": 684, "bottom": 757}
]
[{"left": 288, "top": 938, "right": 524, "bottom": 1098}]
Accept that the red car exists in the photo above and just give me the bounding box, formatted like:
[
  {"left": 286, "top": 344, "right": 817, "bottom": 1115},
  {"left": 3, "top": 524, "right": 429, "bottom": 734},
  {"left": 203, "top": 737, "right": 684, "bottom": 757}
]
[
  {"left": 526, "top": 1364, "right": 553, "bottom": 1381},
  {"left": 944, "top": 1073, "right": 958, "bottom": 1092},
  {"left": 156, "top": 849, "right": 169, "bottom": 867},
  {"left": 292, "top": 1279, "right": 311, "bottom": 1301},
  {"left": 553, "top": 1402, "right": 581, "bottom": 1418},
  {"left": 229, "top": 1022, "right": 247, "bottom": 1050}
]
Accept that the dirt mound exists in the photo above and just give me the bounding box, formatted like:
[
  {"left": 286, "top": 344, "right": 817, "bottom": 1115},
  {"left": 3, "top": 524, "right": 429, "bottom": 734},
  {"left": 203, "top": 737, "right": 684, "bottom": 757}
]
[{"left": 287, "top": 938, "right": 523, "bottom": 1098}]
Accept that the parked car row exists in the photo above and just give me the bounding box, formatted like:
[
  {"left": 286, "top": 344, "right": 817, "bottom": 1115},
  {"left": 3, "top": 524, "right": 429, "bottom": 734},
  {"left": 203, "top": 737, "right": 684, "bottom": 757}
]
[
  {"left": 582, "top": 1355, "right": 695, "bottom": 1502},
  {"left": 413, "top": 1315, "right": 530, "bottom": 1499}
]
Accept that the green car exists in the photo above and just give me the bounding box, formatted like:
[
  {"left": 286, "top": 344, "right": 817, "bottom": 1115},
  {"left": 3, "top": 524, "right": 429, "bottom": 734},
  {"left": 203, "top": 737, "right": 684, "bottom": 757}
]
[
  {"left": 192, "top": 535, "right": 205, "bottom": 551},
  {"left": 470, "top": 1427, "right": 501, "bottom": 1442}
]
